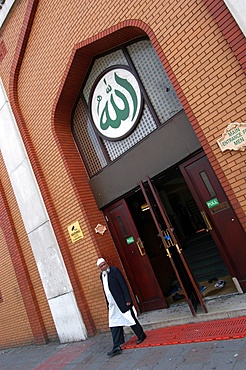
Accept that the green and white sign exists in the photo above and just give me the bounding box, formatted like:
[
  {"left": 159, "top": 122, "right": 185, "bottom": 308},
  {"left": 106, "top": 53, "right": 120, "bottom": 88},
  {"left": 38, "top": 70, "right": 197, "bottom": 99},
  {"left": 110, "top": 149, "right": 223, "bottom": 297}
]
[
  {"left": 126, "top": 236, "right": 135, "bottom": 244},
  {"left": 206, "top": 198, "right": 219, "bottom": 209},
  {"left": 90, "top": 67, "right": 142, "bottom": 140},
  {"left": 217, "top": 122, "right": 246, "bottom": 152}
]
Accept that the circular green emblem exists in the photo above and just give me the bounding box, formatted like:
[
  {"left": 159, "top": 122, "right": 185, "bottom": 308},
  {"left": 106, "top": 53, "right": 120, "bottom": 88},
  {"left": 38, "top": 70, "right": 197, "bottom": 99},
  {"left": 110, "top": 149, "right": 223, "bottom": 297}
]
[{"left": 90, "top": 67, "right": 142, "bottom": 140}]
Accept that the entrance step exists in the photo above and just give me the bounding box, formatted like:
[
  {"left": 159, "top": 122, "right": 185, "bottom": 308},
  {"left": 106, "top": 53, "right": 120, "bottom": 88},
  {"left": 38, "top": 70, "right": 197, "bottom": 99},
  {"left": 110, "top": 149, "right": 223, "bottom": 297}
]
[{"left": 182, "top": 232, "right": 228, "bottom": 282}]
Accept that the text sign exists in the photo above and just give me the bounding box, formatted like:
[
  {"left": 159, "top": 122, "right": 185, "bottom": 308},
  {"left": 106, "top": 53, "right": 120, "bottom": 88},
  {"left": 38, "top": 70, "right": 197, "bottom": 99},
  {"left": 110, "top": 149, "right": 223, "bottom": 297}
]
[
  {"left": 206, "top": 198, "right": 219, "bottom": 209},
  {"left": 217, "top": 122, "right": 246, "bottom": 152},
  {"left": 126, "top": 236, "right": 135, "bottom": 244},
  {"left": 68, "top": 221, "right": 84, "bottom": 243}
]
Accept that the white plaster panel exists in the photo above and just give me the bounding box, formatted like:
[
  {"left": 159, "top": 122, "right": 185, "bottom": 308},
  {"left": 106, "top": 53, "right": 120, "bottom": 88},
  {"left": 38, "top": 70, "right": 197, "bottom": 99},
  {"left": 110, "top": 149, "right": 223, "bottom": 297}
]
[
  {"left": 10, "top": 158, "right": 48, "bottom": 233},
  {"left": 0, "top": 102, "right": 27, "bottom": 172},
  {"left": 0, "top": 79, "right": 86, "bottom": 343},
  {"left": 0, "top": 79, "right": 8, "bottom": 109},
  {"left": 48, "top": 292, "right": 87, "bottom": 343},
  {"left": 224, "top": 0, "right": 246, "bottom": 36},
  {"left": 28, "top": 221, "right": 72, "bottom": 299}
]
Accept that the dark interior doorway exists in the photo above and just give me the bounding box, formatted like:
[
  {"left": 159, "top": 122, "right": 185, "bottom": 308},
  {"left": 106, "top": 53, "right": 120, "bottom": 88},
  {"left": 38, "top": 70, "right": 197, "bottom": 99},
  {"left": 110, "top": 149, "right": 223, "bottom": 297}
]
[{"left": 126, "top": 166, "right": 237, "bottom": 305}]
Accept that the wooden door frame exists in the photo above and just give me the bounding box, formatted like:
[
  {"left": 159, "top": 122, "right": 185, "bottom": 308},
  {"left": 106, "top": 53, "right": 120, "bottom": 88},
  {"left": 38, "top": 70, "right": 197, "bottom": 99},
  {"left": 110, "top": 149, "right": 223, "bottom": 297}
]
[
  {"left": 179, "top": 152, "right": 236, "bottom": 276},
  {"left": 104, "top": 199, "right": 168, "bottom": 312},
  {"left": 139, "top": 178, "right": 207, "bottom": 316},
  {"left": 179, "top": 151, "right": 246, "bottom": 292}
]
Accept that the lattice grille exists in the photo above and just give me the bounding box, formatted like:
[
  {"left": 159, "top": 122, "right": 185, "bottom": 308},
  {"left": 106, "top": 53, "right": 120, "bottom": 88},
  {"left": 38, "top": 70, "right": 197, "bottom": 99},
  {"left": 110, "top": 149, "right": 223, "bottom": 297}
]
[
  {"left": 72, "top": 39, "right": 183, "bottom": 176},
  {"left": 73, "top": 98, "right": 107, "bottom": 174},
  {"left": 103, "top": 104, "right": 156, "bottom": 160},
  {"left": 127, "top": 39, "right": 183, "bottom": 124},
  {"left": 83, "top": 49, "right": 128, "bottom": 104}
]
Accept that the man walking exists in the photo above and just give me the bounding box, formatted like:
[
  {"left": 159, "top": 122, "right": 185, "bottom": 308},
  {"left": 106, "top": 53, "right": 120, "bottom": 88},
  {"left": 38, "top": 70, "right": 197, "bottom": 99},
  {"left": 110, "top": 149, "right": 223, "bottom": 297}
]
[{"left": 97, "top": 258, "right": 147, "bottom": 357}]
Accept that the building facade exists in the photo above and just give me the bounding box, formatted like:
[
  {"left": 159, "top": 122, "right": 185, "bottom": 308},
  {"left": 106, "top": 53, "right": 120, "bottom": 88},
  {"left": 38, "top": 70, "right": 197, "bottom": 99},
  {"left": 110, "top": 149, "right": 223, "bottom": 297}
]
[{"left": 0, "top": 0, "right": 245, "bottom": 348}]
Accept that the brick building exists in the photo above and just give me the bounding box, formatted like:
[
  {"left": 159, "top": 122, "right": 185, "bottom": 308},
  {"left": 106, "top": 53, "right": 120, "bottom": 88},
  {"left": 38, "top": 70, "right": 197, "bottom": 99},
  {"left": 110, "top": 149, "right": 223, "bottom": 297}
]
[{"left": 0, "top": 0, "right": 245, "bottom": 348}]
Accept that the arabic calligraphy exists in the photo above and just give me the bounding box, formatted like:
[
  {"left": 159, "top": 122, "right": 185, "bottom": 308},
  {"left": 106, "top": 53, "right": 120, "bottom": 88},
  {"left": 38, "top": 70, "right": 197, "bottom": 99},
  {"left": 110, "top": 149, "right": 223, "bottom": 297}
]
[
  {"left": 90, "top": 68, "right": 142, "bottom": 140},
  {"left": 96, "top": 72, "right": 138, "bottom": 131}
]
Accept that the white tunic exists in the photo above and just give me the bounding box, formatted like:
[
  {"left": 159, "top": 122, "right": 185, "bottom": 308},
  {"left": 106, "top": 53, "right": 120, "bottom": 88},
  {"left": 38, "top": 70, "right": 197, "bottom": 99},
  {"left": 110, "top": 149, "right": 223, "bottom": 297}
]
[{"left": 102, "top": 272, "right": 137, "bottom": 327}]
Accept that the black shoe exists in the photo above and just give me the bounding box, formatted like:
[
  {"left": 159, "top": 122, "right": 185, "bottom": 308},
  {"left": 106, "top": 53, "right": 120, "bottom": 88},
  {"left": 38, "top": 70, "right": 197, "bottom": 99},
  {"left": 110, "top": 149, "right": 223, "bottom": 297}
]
[
  {"left": 136, "top": 333, "right": 147, "bottom": 345},
  {"left": 107, "top": 346, "right": 122, "bottom": 357}
]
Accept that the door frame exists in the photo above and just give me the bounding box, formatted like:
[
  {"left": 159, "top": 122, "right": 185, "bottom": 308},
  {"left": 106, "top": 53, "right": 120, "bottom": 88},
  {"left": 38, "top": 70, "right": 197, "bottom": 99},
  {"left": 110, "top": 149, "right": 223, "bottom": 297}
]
[
  {"left": 179, "top": 152, "right": 233, "bottom": 272},
  {"left": 139, "top": 177, "right": 207, "bottom": 316},
  {"left": 104, "top": 199, "right": 168, "bottom": 312},
  {"left": 180, "top": 151, "right": 246, "bottom": 291}
]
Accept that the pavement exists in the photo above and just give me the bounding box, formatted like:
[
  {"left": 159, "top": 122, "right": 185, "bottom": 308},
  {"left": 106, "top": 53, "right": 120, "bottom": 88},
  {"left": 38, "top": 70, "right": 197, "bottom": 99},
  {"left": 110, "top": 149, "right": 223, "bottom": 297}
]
[{"left": 1, "top": 293, "right": 246, "bottom": 370}]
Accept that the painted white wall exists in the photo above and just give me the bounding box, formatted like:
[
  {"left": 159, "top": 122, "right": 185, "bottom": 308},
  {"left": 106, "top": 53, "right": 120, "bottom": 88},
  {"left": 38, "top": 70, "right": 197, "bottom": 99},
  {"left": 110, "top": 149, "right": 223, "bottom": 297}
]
[
  {"left": 224, "top": 0, "right": 246, "bottom": 37},
  {"left": 0, "top": 78, "right": 87, "bottom": 343}
]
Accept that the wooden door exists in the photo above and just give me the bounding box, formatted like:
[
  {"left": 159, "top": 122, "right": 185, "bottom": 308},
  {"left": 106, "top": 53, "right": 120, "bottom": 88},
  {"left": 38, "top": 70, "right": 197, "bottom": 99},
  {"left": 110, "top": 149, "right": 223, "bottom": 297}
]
[
  {"left": 139, "top": 178, "right": 207, "bottom": 316},
  {"left": 180, "top": 153, "right": 246, "bottom": 291},
  {"left": 104, "top": 199, "right": 168, "bottom": 311}
]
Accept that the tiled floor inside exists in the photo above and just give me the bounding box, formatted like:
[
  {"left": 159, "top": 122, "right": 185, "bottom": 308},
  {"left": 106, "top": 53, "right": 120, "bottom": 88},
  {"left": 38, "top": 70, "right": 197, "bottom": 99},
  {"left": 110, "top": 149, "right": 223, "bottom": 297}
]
[{"left": 166, "top": 274, "right": 237, "bottom": 306}]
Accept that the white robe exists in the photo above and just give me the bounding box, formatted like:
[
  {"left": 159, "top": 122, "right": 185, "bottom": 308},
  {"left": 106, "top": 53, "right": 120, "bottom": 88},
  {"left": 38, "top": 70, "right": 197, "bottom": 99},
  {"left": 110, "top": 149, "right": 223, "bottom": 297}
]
[{"left": 102, "top": 272, "right": 137, "bottom": 327}]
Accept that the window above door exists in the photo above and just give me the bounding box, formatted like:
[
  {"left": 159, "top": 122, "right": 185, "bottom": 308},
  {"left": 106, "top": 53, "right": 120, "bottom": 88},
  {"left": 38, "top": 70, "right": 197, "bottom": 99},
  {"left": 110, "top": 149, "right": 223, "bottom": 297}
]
[{"left": 72, "top": 38, "right": 183, "bottom": 177}]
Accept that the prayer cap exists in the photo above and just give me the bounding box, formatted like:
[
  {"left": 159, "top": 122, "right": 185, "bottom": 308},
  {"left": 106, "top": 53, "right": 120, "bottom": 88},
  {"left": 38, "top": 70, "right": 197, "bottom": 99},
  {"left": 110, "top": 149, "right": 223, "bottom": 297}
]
[{"left": 97, "top": 258, "right": 106, "bottom": 266}]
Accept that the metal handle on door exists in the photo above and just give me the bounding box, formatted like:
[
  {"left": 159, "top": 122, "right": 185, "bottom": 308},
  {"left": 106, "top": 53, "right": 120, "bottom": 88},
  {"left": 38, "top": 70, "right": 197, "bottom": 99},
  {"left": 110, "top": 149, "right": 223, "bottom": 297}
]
[
  {"left": 136, "top": 239, "right": 146, "bottom": 256},
  {"left": 163, "top": 229, "right": 175, "bottom": 247},
  {"left": 200, "top": 211, "right": 213, "bottom": 231}
]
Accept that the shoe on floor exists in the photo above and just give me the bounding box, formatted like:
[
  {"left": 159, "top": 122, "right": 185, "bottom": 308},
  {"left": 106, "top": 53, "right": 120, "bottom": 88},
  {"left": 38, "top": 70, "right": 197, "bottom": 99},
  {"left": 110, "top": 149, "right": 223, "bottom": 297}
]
[
  {"left": 214, "top": 280, "right": 226, "bottom": 289},
  {"left": 200, "top": 285, "right": 207, "bottom": 292},
  {"left": 136, "top": 333, "right": 147, "bottom": 345},
  {"left": 107, "top": 346, "right": 122, "bottom": 357}
]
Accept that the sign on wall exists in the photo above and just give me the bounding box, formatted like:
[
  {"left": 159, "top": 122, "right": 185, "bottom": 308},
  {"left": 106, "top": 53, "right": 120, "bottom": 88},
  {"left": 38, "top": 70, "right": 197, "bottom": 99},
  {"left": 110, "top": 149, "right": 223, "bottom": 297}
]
[
  {"left": 68, "top": 221, "right": 84, "bottom": 243},
  {"left": 217, "top": 122, "right": 246, "bottom": 152},
  {"left": 89, "top": 67, "right": 143, "bottom": 141}
]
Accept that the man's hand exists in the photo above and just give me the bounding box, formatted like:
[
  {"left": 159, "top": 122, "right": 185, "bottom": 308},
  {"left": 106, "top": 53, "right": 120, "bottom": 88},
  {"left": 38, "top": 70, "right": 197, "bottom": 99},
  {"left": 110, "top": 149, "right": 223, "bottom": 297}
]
[{"left": 126, "top": 302, "right": 131, "bottom": 306}]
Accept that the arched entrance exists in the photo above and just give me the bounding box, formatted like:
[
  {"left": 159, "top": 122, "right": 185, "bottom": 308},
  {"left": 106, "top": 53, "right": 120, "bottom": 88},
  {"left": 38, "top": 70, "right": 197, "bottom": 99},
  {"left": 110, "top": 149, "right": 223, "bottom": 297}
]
[{"left": 56, "top": 24, "right": 246, "bottom": 315}]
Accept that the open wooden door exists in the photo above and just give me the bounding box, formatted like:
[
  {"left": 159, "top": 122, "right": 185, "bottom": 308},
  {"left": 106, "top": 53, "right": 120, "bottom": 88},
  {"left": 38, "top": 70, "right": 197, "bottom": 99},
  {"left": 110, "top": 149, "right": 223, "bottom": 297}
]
[
  {"left": 180, "top": 152, "right": 246, "bottom": 291},
  {"left": 139, "top": 177, "right": 207, "bottom": 316},
  {"left": 104, "top": 199, "right": 168, "bottom": 312}
]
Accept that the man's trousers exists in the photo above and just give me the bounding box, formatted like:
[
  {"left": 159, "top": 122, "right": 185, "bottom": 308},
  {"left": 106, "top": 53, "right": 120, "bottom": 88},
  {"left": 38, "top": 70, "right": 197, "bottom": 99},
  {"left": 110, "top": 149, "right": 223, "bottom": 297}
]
[{"left": 110, "top": 308, "right": 144, "bottom": 349}]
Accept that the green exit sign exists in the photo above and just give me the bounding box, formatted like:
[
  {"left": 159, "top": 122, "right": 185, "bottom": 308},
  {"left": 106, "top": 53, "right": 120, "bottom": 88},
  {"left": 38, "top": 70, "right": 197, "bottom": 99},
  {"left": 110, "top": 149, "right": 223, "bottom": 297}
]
[{"left": 206, "top": 198, "right": 219, "bottom": 209}]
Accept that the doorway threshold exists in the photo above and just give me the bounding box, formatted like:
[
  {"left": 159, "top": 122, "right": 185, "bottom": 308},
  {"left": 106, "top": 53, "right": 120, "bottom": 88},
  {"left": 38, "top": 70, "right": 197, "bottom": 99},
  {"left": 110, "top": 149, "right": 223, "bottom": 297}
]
[
  {"left": 125, "top": 293, "right": 246, "bottom": 334},
  {"left": 165, "top": 274, "right": 237, "bottom": 306}
]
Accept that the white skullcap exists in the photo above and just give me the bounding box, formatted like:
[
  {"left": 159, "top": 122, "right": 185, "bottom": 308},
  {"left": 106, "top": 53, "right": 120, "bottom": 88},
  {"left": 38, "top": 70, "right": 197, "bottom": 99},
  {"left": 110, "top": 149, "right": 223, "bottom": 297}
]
[{"left": 96, "top": 258, "right": 106, "bottom": 266}]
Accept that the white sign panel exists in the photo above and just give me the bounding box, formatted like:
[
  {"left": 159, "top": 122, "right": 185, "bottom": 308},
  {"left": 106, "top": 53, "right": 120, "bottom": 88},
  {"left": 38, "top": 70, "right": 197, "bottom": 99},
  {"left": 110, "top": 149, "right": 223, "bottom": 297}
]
[
  {"left": 90, "top": 67, "right": 142, "bottom": 141},
  {"left": 217, "top": 122, "right": 246, "bottom": 152}
]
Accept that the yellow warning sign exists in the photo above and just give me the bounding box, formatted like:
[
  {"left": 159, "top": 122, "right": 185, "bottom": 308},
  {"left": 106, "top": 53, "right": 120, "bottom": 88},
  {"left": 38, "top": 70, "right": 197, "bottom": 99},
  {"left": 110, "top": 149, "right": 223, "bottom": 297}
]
[{"left": 68, "top": 221, "right": 84, "bottom": 243}]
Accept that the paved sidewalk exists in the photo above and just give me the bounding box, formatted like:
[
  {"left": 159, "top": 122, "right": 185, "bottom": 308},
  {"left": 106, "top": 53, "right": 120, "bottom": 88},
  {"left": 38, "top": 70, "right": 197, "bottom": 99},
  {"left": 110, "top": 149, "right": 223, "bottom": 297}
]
[{"left": 1, "top": 329, "right": 246, "bottom": 369}]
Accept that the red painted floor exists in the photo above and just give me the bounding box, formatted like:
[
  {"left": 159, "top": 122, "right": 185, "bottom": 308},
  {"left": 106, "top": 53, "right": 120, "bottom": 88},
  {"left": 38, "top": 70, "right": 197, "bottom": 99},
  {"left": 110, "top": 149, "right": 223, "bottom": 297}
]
[{"left": 122, "top": 316, "right": 246, "bottom": 349}]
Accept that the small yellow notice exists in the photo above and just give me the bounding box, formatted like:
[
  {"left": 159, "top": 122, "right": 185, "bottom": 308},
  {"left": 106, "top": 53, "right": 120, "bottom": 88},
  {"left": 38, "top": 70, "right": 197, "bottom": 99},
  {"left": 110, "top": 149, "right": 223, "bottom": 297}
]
[{"left": 68, "top": 221, "right": 84, "bottom": 243}]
